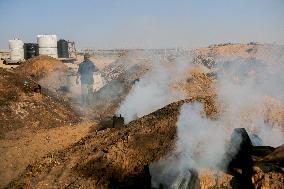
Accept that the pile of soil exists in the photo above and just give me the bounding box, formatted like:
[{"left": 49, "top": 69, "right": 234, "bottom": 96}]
[
  {"left": 0, "top": 57, "right": 81, "bottom": 187},
  {"left": 172, "top": 66, "right": 219, "bottom": 119},
  {"left": 6, "top": 97, "right": 284, "bottom": 188},
  {"left": 193, "top": 43, "right": 284, "bottom": 69},
  {"left": 6, "top": 99, "right": 192, "bottom": 188},
  {"left": 15, "top": 55, "right": 68, "bottom": 91},
  {"left": 3, "top": 44, "right": 284, "bottom": 189},
  {"left": 15, "top": 55, "right": 67, "bottom": 79},
  {"left": 0, "top": 68, "right": 79, "bottom": 139}
]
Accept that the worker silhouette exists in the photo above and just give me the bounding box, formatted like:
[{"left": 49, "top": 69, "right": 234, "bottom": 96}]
[{"left": 76, "top": 53, "right": 97, "bottom": 106}]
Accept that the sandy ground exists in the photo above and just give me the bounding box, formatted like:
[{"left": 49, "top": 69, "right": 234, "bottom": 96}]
[
  {"left": 0, "top": 121, "right": 93, "bottom": 188},
  {"left": 0, "top": 53, "right": 116, "bottom": 188},
  {"left": 0, "top": 52, "right": 18, "bottom": 69},
  {"left": 1, "top": 44, "right": 284, "bottom": 188}
]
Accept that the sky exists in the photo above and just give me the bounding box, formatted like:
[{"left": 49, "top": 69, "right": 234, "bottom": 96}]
[{"left": 0, "top": 0, "right": 284, "bottom": 49}]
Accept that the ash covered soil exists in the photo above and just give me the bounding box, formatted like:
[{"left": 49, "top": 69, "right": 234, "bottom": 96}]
[{"left": 1, "top": 44, "right": 284, "bottom": 189}]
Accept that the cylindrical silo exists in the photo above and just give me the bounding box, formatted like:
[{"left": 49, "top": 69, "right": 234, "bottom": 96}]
[
  {"left": 57, "top": 39, "right": 69, "bottom": 58},
  {"left": 9, "top": 39, "right": 24, "bottom": 61},
  {"left": 24, "top": 43, "right": 39, "bottom": 59},
  {"left": 37, "top": 35, "right": 58, "bottom": 58}
]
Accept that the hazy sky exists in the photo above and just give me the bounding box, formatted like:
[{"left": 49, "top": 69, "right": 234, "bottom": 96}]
[{"left": 0, "top": 0, "right": 284, "bottom": 49}]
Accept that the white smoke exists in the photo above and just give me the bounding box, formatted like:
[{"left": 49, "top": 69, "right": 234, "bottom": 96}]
[
  {"left": 150, "top": 102, "right": 228, "bottom": 189},
  {"left": 176, "top": 103, "right": 227, "bottom": 169},
  {"left": 150, "top": 45, "right": 284, "bottom": 187},
  {"left": 216, "top": 56, "right": 284, "bottom": 147},
  {"left": 117, "top": 55, "right": 193, "bottom": 123}
]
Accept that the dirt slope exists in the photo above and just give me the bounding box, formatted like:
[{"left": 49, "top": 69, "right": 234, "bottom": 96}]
[
  {"left": 0, "top": 60, "right": 82, "bottom": 188},
  {"left": 2, "top": 44, "right": 284, "bottom": 189},
  {"left": 0, "top": 122, "right": 92, "bottom": 188},
  {"left": 15, "top": 55, "right": 67, "bottom": 80},
  {"left": 6, "top": 97, "right": 284, "bottom": 189},
  {"left": 6, "top": 99, "right": 193, "bottom": 189},
  {"left": 0, "top": 68, "right": 78, "bottom": 138}
]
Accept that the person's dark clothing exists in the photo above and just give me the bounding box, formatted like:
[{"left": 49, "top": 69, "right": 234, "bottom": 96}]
[{"left": 78, "top": 60, "right": 97, "bottom": 84}]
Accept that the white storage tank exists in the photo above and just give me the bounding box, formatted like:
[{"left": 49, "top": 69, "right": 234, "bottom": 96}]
[
  {"left": 37, "top": 34, "right": 58, "bottom": 58},
  {"left": 9, "top": 39, "right": 24, "bottom": 61},
  {"left": 38, "top": 48, "right": 58, "bottom": 58},
  {"left": 37, "top": 35, "right": 57, "bottom": 48}
]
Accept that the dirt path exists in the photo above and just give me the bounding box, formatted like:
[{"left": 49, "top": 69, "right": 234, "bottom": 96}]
[{"left": 0, "top": 121, "right": 92, "bottom": 188}]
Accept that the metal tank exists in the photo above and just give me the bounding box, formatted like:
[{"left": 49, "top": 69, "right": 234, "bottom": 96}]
[
  {"left": 57, "top": 39, "right": 69, "bottom": 58},
  {"left": 24, "top": 43, "right": 39, "bottom": 59},
  {"left": 37, "top": 35, "right": 58, "bottom": 58},
  {"left": 9, "top": 39, "right": 24, "bottom": 61}
]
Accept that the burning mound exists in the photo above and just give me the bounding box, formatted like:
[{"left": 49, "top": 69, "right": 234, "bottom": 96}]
[
  {"left": 0, "top": 68, "right": 78, "bottom": 139},
  {"left": 6, "top": 99, "right": 191, "bottom": 188},
  {"left": 15, "top": 55, "right": 67, "bottom": 79},
  {"left": 15, "top": 55, "right": 68, "bottom": 90},
  {"left": 6, "top": 98, "right": 284, "bottom": 189}
]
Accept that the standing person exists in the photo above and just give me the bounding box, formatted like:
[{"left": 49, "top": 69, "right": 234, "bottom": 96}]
[{"left": 76, "top": 53, "right": 97, "bottom": 106}]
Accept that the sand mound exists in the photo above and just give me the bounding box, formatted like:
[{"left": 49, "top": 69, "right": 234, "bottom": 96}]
[
  {"left": 4, "top": 44, "right": 284, "bottom": 188},
  {"left": 0, "top": 68, "right": 79, "bottom": 139},
  {"left": 6, "top": 99, "right": 191, "bottom": 188},
  {"left": 15, "top": 55, "right": 68, "bottom": 91},
  {"left": 6, "top": 97, "right": 284, "bottom": 188},
  {"left": 193, "top": 43, "right": 284, "bottom": 68},
  {"left": 16, "top": 55, "right": 67, "bottom": 79}
]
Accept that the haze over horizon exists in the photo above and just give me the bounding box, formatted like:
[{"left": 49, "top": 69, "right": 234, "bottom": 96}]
[{"left": 0, "top": 0, "right": 284, "bottom": 49}]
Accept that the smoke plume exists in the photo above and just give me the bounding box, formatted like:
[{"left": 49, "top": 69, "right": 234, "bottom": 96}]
[
  {"left": 150, "top": 45, "right": 284, "bottom": 187},
  {"left": 117, "top": 55, "right": 193, "bottom": 123}
]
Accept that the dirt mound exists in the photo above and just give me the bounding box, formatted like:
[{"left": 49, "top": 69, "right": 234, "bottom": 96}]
[
  {"left": 6, "top": 99, "right": 192, "bottom": 188},
  {"left": 15, "top": 55, "right": 67, "bottom": 79},
  {"left": 15, "top": 55, "right": 68, "bottom": 91},
  {"left": 172, "top": 66, "right": 219, "bottom": 119},
  {"left": 193, "top": 43, "right": 284, "bottom": 69},
  {"left": 3, "top": 44, "right": 284, "bottom": 188},
  {"left": 6, "top": 97, "right": 284, "bottom": 189},
  {"left": 0, "top": 122, "right": 92, "bottom": 188},
  {"left": 0, "top": 68, "right": 79, "bottom": 139},
  {"left": 197, "top": 167, "right": 284, "bottom": 189}
]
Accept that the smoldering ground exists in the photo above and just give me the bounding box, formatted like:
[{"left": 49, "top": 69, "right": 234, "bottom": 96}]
[
  {"left": 149, "top": 47, "right": 284, "bottom": 188},
  {"left": 117, "top": 55, "right": 194, "bottom": 123}
]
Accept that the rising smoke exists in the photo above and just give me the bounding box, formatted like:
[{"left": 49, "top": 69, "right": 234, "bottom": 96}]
[
  {"left": 150, "top": 102, "right": 227, "bottom": 189},
  {"left": 149, "top": 46, "right": 284, "bottom": 188},
  {"left": 117, "top": 55, "right": 193, "bottom": 123}
]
